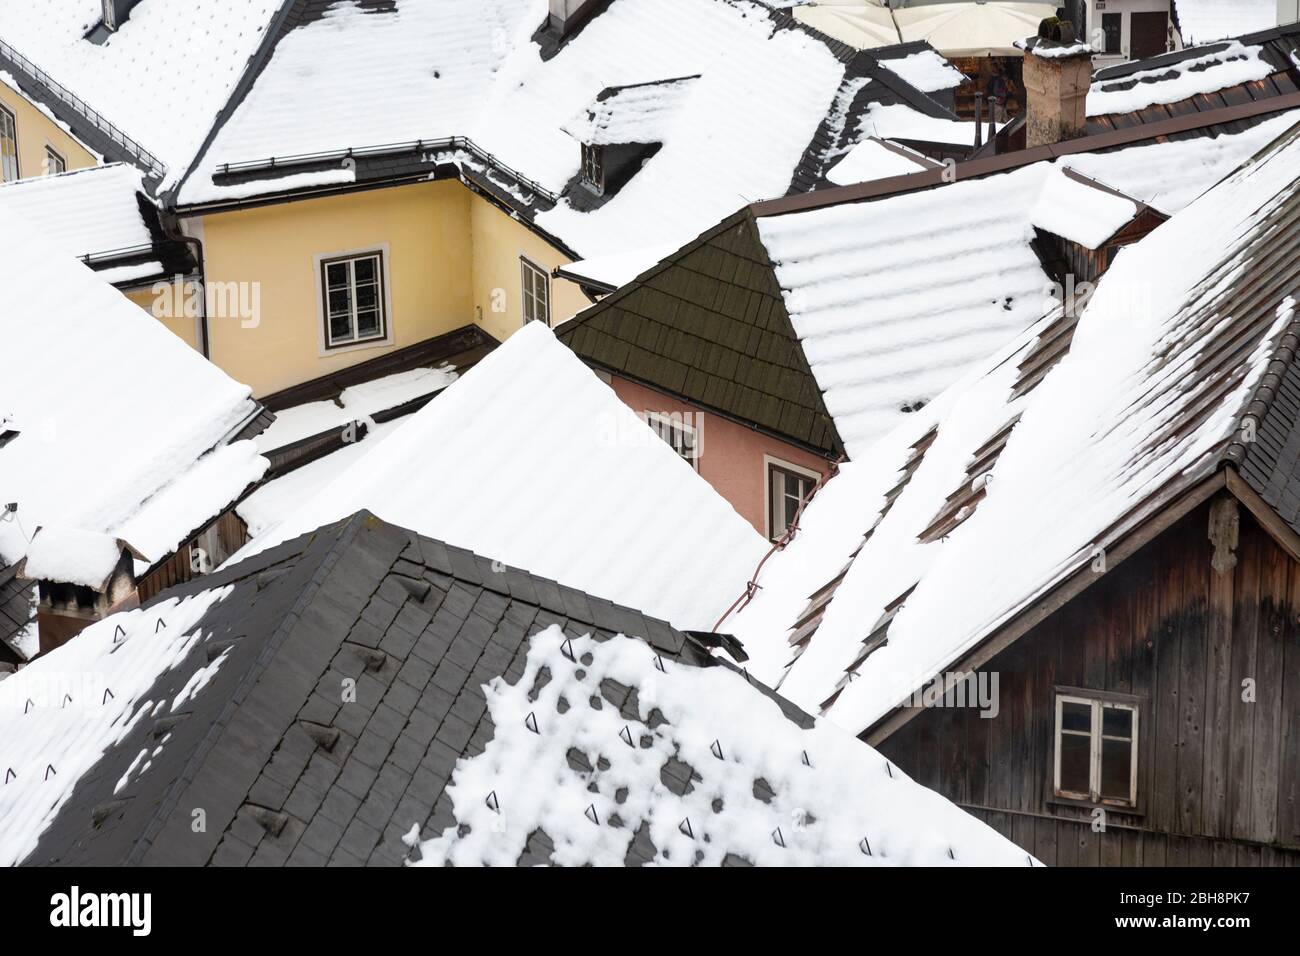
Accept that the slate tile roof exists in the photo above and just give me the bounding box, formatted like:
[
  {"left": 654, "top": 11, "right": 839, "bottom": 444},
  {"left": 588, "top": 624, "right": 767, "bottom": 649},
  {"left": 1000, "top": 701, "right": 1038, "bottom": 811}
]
[{"left": 15, "top": 511, "right": 1026, "bottom": 866}]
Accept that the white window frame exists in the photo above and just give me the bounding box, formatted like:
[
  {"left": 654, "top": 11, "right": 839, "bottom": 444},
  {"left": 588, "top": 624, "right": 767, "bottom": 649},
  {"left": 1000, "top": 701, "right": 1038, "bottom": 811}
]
[
  {"left": 313, "top": 245, "right": 393, "bottom": 356},
  {"left": 521, "top": 256, "right": 551, "bottom": 326},
  {"left": 1053, "top": 690, "right": 1140, "bottom": 808},
  {"left": 763, "top": 455, "right": 821, "bottom": 542},
  {"left": 103, "top": 0, "right": 118, "bottom": 31},
  {"left": 644, "top": 411, "right": 700, "bottom": 470},
  {"left": 0, "top": 102, "right": 19, "bottom": 183},
  {"left": 44, "top": 144, "right": 66, "bottom": 176}
]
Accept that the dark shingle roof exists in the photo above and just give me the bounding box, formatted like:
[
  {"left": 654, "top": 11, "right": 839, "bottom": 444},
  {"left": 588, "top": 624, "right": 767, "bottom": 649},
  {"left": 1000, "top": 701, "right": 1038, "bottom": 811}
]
[
  {"left": 25, "top": 511, "right": 798, "bottom": 866},
  {"left": 0, "top": 564, "right": 32, "bottom": 665},
  {"left": 557, "top": 211, "right": 844, "bottom": 458}
]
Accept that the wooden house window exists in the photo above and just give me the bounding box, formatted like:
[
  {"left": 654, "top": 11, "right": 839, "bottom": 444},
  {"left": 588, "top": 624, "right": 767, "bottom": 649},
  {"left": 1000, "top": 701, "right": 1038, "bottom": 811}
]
[
  {"left": 581, "top": 143, "right": 604, "bottom": 194},
  {"left": 767, "top": 459, "right": 819, "bottom": 542},
  {"left": 521, "top": 257, "right": 551, "bottom": 325},
  {"left": 1053, "top": 690, "right": 1139, "bottom": 808},
  {"left": 321, "top": 251, "right": 386, "bottom": 348},
  {"left": 0, "top": 104, "right": 19, "bottom": 182},
  {"left": 44, "top": 146, "right": 66, "bottom": 176},
  {"left": 1101, "top": 13, "right": 1122, "bottom": 54},
  {"left": 645, "top": 411, "right": 699, "bottom": 470}
]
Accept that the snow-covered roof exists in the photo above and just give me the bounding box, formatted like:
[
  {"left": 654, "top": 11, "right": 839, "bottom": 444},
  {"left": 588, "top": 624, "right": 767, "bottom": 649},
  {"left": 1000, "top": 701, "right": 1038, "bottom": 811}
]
[
  {"left": 1029, "top": 167, "right": 1140, "bottom": 249},
  {"left": 0, "top": 207, "right": 267, "bottom": 577},
  {"left": 233, "top": 322, "right": 768, "bottom": 631},
  {"left": 175, "top": 0, "right": 954, "bottom": 259},
  {"left": 875, "top": 49, "right": 965, "bottom": 93},
  {"left": 857, "top": 101, "right": 997, "bottom": 147},
  {"left": 2, "top": 510, "right": 1030, "bottom": 866},
  {"left": 826, "top": 136, "right": 937, "bottom": 186},
  {"left": 754, "top": 114, "right": 1291, "bottom": 457},
  {"left": 1174, "top": 0, "right": 1280, "bottom": 46},
  {"left": 1089, "top": 41, "right": 1276, "bottom": 117},
  {"left": 732, "top": 118, "right": 1300, "bottom": 737},
  {"left": 557, "top": 243, "right": 682, "bottom": 291},
  {"left": 563, "top": 75, "right": 702, "bottom": 146},
  {"left": 0, "top": 1, "right": 284, "bottom": 189},
  {"left": 0, "top": 163, "right": 152, "bottom": 260},
  {"left": 420, "top": 625, "right": 1031, "bottom": 866}
]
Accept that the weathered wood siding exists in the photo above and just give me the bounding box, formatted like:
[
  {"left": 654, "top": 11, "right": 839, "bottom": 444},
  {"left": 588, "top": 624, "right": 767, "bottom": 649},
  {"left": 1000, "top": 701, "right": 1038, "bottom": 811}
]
[{"left": 878, "top": 499, "right": 1300, "bottom": 865}]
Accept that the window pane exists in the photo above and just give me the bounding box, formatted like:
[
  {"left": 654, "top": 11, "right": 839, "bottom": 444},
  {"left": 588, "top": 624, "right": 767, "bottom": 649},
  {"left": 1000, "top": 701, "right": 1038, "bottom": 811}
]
[
  {"left": 1103, "top": 706, "right": 1132, "bottom": 739},
  {"left": 355, "top": 283, "right": 378, "bottom": 310},
  {"left": 0, "top": 108, "right": 17, "bottom": 182},
  {"left": 328, "top": 288, "right": 351, "bottom": 315},
  {"left": 1100, "top": 737, "right": 1133, "bottom": 800},
  {"left": 354, "top": 257, "right": 376, "bottom": 283},
  {"left": 327, "top": 263, "right": 349, "bottom": 289},
  {"left": 1059, "top": 731, "right": 1091, "bottom": 794},
  {"left": 330, "top": 311, "right": 353, "bottom": 342},
  {"left": 356, "top": 309, "right": 381, "bottom": 337},
  {"left": 1062, "top": 701, "right": 1091, "bottom": 733}
]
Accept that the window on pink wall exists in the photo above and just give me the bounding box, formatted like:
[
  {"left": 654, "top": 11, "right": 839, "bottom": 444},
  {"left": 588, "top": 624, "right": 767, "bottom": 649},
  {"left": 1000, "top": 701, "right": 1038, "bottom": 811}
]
[{"left": 766, "top": 458, "right": 819, "bottom": 542}]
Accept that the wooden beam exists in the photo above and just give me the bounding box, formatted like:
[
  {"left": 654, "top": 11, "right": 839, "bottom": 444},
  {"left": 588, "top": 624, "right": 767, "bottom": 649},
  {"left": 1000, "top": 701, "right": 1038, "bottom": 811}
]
[{"left": 1225, "top": 469, "right": 1300, "bottom": 565}]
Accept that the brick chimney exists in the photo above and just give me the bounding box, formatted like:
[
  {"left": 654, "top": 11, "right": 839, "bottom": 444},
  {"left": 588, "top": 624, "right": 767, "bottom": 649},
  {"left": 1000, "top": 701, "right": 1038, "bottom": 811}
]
[
  {"left": 21, "top": 528, "right": 141, "bottom": 655},
  {"left": 1020, "top": 19, "right": 1093, "bottom": 149}
]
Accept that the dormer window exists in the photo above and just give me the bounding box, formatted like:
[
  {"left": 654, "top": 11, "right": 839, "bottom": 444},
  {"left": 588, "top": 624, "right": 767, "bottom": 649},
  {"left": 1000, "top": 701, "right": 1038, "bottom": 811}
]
[{"left": 581, "top": 143, "right": 604, "bottom": 194}]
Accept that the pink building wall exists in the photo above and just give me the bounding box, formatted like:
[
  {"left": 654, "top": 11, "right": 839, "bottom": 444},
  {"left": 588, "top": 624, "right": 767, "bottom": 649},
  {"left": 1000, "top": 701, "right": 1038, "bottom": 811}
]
[{"left": 606, "top": 374, "right": 835, "bottom": 539}]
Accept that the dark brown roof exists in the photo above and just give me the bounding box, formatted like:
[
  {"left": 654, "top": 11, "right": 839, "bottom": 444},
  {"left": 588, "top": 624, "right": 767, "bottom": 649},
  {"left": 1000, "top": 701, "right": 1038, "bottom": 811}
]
[{"left": 558, "top": 213, "right": 844, "bottom": 458}]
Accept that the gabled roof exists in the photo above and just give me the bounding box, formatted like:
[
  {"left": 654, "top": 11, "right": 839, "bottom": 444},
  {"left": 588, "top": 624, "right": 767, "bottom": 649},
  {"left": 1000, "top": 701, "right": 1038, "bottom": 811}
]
[
  {"left": 2, "top": 511, "right": 1031, "bottom": 867},
  {"left": 232, "top": 322, "right": 768, "bottom": 632},
  {"left": 1087, "top": 21, "right": 1300, "bottom": 130},
  {"left": 560, "top": 108, "right": 1299, "bottom": 460},
  {"left": 0, "top": 206, "right": 268, "bottom": 580},
  {"left": 729, "top": 118, "right": 1300, "bottom": 738},
  {"left": 0, "top": 0, "right": 286, "bottom": 188},
  {"left": 172, "top": 0, "right": 957, "bottom": 260}
]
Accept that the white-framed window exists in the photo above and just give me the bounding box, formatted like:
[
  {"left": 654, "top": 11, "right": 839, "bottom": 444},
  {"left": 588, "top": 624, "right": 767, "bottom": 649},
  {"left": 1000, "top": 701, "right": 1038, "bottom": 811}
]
[
  {"left": 581, "top": 143, "right": 604, "bottom": 194},
  {"left": 645, "top": 411, "right": 700, "bottom": 470},
  {"left": 0, "top": 104, "right": 19, "bottom": 182},
  {"left": 1054, "top": 689, "right": 1140, "bottom": 808},
  {"left": 521, "top": 256, "right": 550, "bottom": 326},
  {"left": 766, "top": 457, "right": 820, "bottom": 542},
  {"left": 44, "top": 146, "right": 66, "bottom": 176},
  {"left": 102, "top": 0, "right": 118, "bottom": 31},
  {"left": 321, "top": 251, "right": 386, "bottom": 349}
]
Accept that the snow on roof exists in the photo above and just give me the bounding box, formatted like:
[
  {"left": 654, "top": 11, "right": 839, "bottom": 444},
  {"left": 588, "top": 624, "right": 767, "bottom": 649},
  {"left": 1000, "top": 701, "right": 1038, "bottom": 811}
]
[
  {"left": 419, "top": 625, "right": 1033, "bottom": 866},
  {"left": 876, "top": 49, "right": 965, "bottom": 93},
  {"left": 234, "top": 322, "right": 769, "bottom": 631},
  {"left": 1174, "top": 0, "right": 1280, "bottom": 46},
  {"left": 826, "top": 136, "right": 937, "bottom": 186},
  {"left": 0, "top": 586, "right": 232, "bottom": 866},
  {"left": 0, "top": 164, "right": 151, "bottom": 260},
  {"left": 752, "top": 117, "right": 1294, "bottom": 457},
  {"left": 1029, "top": 167, "right": 1139, "bottom": 249},
  {"left": 21, "top": 527, "right": 130, "bottom": 589},
  {"left": 563, "top": 75, "right": 701, "bottom": 146},
  {"left": 0, "top": 207, "right": 266, "bottom": 574},
  {"left": 1087, "top": 41, "right": 1276, "bottom": 117},
  {"left": 857, "top": 101, "right": 996, "bottom": 147},
  {"left": 0, "top": 0, "right": 284, "bottom": 188},
  {"left": 733, "top": 120, "right": 1300, "bottom": 736},
  {"left": 558, "top": 243, "right": 681, "bottom": 291},
  {"left": 177, "top": 0, "right": 941, "bottom": 259}
]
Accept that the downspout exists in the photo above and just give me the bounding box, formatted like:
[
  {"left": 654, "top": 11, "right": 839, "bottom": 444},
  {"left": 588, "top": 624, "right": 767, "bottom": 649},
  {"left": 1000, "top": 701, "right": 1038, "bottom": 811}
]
[{"left": 161, "top": 215, "right": 211, "bottom": 359}]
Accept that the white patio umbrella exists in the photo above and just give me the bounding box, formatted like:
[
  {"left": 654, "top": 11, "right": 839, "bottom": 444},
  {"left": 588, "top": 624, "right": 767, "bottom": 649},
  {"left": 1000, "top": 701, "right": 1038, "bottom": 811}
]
[
  {"left": 794, "top": 1, "right": 902, "bottom": 49},
  {"left": 894, "top": 2, "right": 1059, "bottom": 57}
]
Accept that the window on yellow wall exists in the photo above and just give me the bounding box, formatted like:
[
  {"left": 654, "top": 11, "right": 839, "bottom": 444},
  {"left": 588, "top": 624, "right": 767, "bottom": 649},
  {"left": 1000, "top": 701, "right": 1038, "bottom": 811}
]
[
  {"left": 0, "top": 105, "right": 18, "bottom": 182},
  {"left": 44, "top": 146, "right": 66, "bottom": 176},
  {"left": 521, "top": 257, "right": 550, "bottom": 326},
  {"left": 321, "top": 251, "right": 386, "bottom": 348}
]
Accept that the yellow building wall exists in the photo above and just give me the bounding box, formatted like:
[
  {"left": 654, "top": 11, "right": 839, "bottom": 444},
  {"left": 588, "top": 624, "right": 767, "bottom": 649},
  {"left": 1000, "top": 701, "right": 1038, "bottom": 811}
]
[
  {"left": 0, "top": 81, "right": 97, "bottom": 180},
  {"left": 469, "top": 192, "right": 589, "bottom": 342},
  {"left": 194, "top": 181, "right": 474, "bottom": 397}
]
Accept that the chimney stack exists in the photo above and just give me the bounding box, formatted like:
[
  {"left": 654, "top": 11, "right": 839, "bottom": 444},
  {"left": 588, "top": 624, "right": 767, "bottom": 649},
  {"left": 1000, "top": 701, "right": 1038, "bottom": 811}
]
[
  {"left": 1019, "top": 18, "right": 1093, "bottom": 149},
  {"left": 21, "top": 528, "right": 141, "bottom": 655},
  {"left": 549, "top": 0, "right": 603, "bottom": 39}
]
